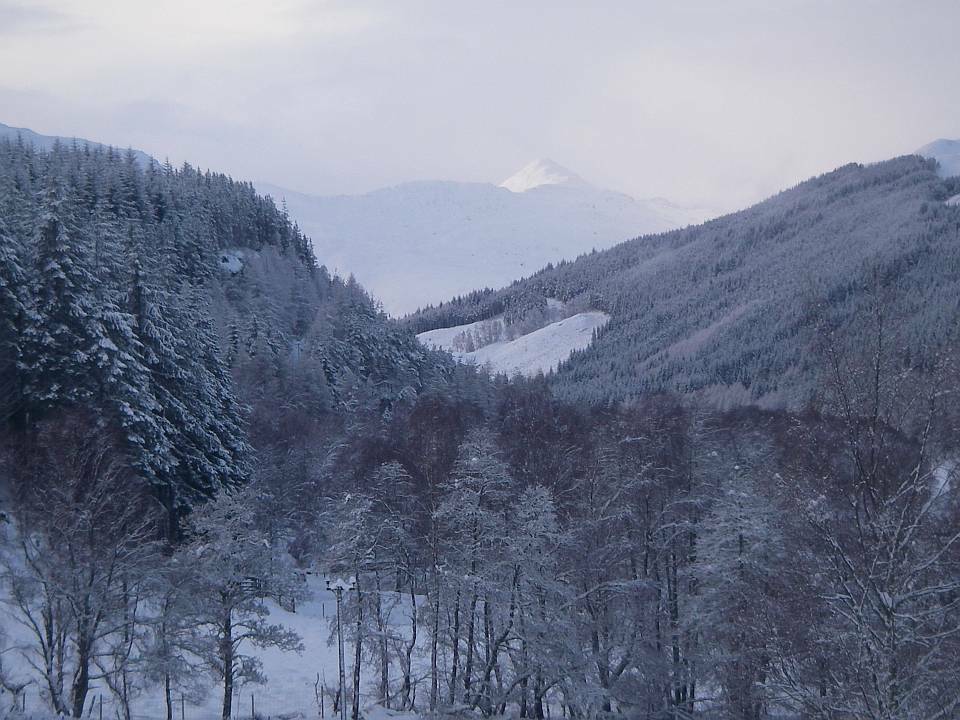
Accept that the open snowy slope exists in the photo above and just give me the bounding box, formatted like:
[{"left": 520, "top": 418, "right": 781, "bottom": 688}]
[
  {"left": 417, "top": 311, "right": 609, "bottom": 378},
  {"left": 258, "top": 164, "right": 708, "bottom": 316}
]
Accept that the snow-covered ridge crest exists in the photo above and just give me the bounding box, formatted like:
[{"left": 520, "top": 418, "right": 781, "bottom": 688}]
[{"left": 499, "top": 158, "right": 589, "bottom": 193}]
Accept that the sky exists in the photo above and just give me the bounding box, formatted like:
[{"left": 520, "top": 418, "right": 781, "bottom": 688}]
[{"left": 1, "top": 0, "right": 958, "bottom": 212}]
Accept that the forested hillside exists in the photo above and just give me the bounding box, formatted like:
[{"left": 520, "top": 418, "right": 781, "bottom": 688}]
[
  {"left": 408, "top": 156, "right": 960, "bottom": 406},
  {"left": 0, "top": 138, "right": 447, "bottom": 528}
]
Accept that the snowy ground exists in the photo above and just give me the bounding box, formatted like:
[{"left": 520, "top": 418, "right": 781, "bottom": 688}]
[
  {"left": 0, "top": 575, "right": 422, "bottom": 720},
  {"left": 417, "top": 311, "right": 609, "bottom": 377}
]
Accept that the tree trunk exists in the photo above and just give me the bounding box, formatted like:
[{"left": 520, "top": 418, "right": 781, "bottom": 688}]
[
  {"left": 401, "top": 577, "right": 417, "bottom": 710},
  {"left": 352, "top": 585, "right": 362, "bottom": 720},
  {"left": 71, "top": 642, "right": 90, "bottom": 718},
  {"left": 429, "top": 567, "right": 440, "bottom": 711},
  {"left": 71, "top": 617, "right": 93, "bottom": 720},
  {"left": 164, "top": 672, "right": 173, "bottom": 720},
  {"left": 448, "top": 588, "right": 461, "bottom": 705},
  {"left": 463, "top": 588, "right": 478, "bottom": 702},
  {"left": 221, "top": 609, "right": 234, "bottom": 720},
  {"left": 374, "top": 573, "right": 388, "bottom": 707}
]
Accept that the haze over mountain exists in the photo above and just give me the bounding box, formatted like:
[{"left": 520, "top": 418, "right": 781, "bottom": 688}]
[
  {"left": 918, "top": 138, "right": 960, "bottom": 177},
  {"left": 258, "top": 164, "right": 708, "bottom": 316}
]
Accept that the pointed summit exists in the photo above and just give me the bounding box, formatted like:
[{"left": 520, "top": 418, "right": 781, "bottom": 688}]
[{"left": 499, "top": 159, "right": 589, "bottom": 193}]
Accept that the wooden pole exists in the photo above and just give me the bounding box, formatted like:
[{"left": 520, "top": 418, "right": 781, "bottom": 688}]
[{"left": 181, "top": 693, "right": 185, "bottom": 720}]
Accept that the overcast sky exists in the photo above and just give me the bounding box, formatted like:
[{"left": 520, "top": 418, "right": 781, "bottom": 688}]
[{"left": 1, "top": 0, "right": 958, "bottom": 211}]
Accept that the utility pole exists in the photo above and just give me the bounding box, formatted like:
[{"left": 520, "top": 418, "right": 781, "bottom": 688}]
[{"left": 327, "top": 577, "right": 356, "bottom": 720}]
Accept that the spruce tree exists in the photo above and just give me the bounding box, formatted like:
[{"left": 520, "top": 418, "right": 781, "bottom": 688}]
[{"left": 0, "top": 216, "right": 25, "bottom": 423}]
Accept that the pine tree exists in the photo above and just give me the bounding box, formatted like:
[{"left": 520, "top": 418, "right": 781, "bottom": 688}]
[
  {"left": 0, "top": 216, "right": 25, "bottom": 423},
  {"left": 21, "top": 181, "right": 100, "bottom": 408},
  {"left": 129, "top": 268, "right": 249, "bottom": 515}
]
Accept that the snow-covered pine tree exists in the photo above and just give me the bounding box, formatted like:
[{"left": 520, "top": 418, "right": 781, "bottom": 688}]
[
  {"left": 128, "top": 263, "right": 249, "bottom": 526},
  {"left": 0, "top": 216, "right": 25, "bottom": 424},
  {"left": 22, "top": 177, "right": 176, "bottom": 487}
]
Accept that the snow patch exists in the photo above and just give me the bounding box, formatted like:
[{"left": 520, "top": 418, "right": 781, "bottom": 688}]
[
  {"left": 418, "top": 311, "right": 610, "bottom": 377},
  {"left": 499, "top": 159, "right": 588, "bottom": 193},
  {"left": 219, "top": 249, "right": 247, "bottom": 274},
  {"left": 933, "top": 460, "right": 955, "bottom": 495}
]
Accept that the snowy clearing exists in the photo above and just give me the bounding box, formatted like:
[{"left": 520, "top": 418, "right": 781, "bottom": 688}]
[
  {"left": 418, "top": 311, "right": 609, "bottom": 377},
  {"left": 0, "top": 572, "right": 419, "bottom": 720},
  {"left": 218, "top": 249, "right": 249, "bottom": 274}
]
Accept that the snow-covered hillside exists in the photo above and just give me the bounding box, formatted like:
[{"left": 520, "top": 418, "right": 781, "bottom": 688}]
[
  {"left": 258, "top": 164, "right": 707, "bottom": 316},
  {"left": 917, "top": 138, "right": 960, "bottom": 178},
  {"left": 417, "top": 311, "right": 610, "bottom": 378}
]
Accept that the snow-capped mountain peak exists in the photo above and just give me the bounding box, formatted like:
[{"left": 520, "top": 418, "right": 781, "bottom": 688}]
[{"left": 499, "top": 158, "right": 589, "bottom": 193}]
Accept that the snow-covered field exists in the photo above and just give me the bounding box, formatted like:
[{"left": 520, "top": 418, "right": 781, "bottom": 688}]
[
  {"left": 0, "top": 575, "right": 420, "bottom": 720},
  {"left": 418, "top": 311, "right": 609, "bottom": 378}
]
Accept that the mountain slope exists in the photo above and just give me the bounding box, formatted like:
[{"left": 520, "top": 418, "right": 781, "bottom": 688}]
[
  {"left": 417, "top": 308, "right": 609, "bottom": 377},
  {"left": 259, "top": 167, "right": 706, "bottom": 316},
  {"left": 918, "top": 138, "right": 960, "bottom": 177},
  {"left": 408, "top": 155, "right": 960, "bottom": 406}
]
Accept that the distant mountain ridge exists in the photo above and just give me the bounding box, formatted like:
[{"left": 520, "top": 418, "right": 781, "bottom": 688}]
[
  {"left": 408, "top": 153, "right": 960, "bottom": 406},
  {"left": 0, "top": 121, "right": 155, "bottom": 167},
  {"left": 259, "top": 167, "right": 708, "bottom": 316}
]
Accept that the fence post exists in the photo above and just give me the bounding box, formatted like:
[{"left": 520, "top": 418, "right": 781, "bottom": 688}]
[
  {"left": 251, "top": 693, "right": 255, "bottom": 720},
  {"left": 99, "top": 694, "right": 103, "bottom": 720},
  {"left": 181, "top": 693, "right": 185, "bottom": 720}
]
